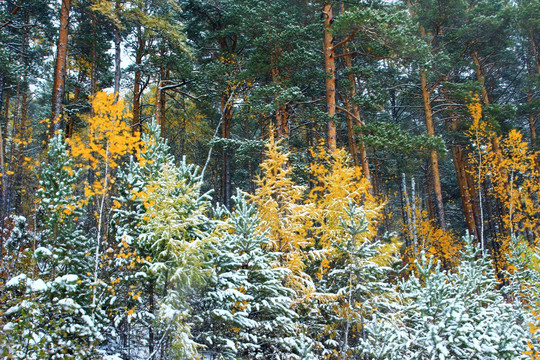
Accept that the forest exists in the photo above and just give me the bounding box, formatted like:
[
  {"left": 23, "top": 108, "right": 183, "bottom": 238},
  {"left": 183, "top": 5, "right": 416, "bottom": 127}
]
[{"left": 0, "top": 0, "right": 539, "bottom": 359}]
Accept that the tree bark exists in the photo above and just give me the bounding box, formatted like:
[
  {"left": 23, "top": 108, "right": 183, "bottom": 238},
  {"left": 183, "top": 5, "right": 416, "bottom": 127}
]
[
  {"left": 271, "top": 50, "right": 289, "bottom": 139},
  {"left": 323, "top": 3, "right": 337, "bottom": 152},
  {"left": 132, "top": 26, "right": 145, "bottom": 134},
  {"left": 155, "top": 51, "right": 167, "bottom": 137},
  {"left": 420, "top": 70, "right": 446, "bottom": 229},
  {"left": 449, "top": 131, "right": 478, "bottom": 239},
  {"left": 90, "top": 14, "right": 97, "bottom": 99},
  {"left": 221, "top": 97, "right": 232, "bottom": 209},
  {"left": 49, "top": 0, "right": 71, "bottom": 138},
  {"left": 416, "top": 23, "right": 446, "bottom": 230},
  {"left": 114, "top": 0, "right": 122, "bottom": 95},
  {"left": 343, "top": 45, "right": 372, "bottom": 187}
]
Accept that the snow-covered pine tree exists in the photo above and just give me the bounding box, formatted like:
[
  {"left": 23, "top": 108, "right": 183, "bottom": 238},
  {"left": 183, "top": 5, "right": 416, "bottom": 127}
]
[
  {"left": 194, "top": 190, "right": 310, "bottom": 360},
  {"left": 1, "top": 134, "right": 103, "bottom": 359},
  {"left": 313, "top": 202, "right": 397, "bottom": 359},
  {"left": 504, "top": 236, "right": 540, "bottom": 358},
  {"left": 363, "top": 235, "right": 531, "bottom": 360},
  {"left": 108, "top": 121, "right": 214, "bottom": 358}
]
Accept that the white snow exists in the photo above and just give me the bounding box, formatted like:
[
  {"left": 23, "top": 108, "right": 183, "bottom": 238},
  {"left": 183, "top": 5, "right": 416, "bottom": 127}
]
[
  {"left": 55, "top": 274, "right": 79, "bottom": 283},
  {"left": 103, "top": 355, "right": 123, "bottom": 360},
  {"left": 6, "top": 274, "right": 27, "bottom": 288},
  {"left": 29, "top": 279, "right": 47, "bottom": 292},
  {"left": 35, "top": 246, "right": 53, "bottom": 257}
]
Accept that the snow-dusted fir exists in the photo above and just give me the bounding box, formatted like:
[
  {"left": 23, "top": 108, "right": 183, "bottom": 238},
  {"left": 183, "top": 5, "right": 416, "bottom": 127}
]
[
  {"left": 312, "top": 202, "right": 397, "bottom": 358},
  {"left": 1, "top": 134, "right": 103, "bottom": 359},
  {"left": 194, "top": 190, "right": 310, "bottom": 360},
  {"left": 363, "top": 235, "right": 531, "bottom": 360},
  {"left": 109, "top": 122, "right": 215, "bottom": 358}
]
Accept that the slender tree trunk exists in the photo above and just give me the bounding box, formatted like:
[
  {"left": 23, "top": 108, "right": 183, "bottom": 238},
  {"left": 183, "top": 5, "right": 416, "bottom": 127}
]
[
  {"left": 221, "top": 98, "right": 232, "bottom": 209},
  {"left": 418, "top": 25, "right": 446, "bottom": 230},
  {"left": 473, "top": 52, "right": 490, "bottom": 106},
  {"left": 114, "top": 0, "right": 122, "bottom": 95},
  {"left": 90, "top": 15, "right": 97, "bottom": 99},
  {"left": 343, "top": 47, "right": 372, "bottom": 187},
  {"left": 446, "top": 116, "right": 479, "bottom": 239},
  {"left": 155, "top": 51, "right": 167, "bottom": 137},
  {"left": 132, "top": 26, "right": 145, "bottom": 134},
  {"left": 530, "top": 33, "right": 540, "bottom": 76},
  {"left": 323, "top": 3, "right": 337, "bottom": 152},
  {"left": 50, "top": 0, "right": 71, "bottom": 138},
  {"left": 271, "top": 51, "right": 289, "bottom": 139}
]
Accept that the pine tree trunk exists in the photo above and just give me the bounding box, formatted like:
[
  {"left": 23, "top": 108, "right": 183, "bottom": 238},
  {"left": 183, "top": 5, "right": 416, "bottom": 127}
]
[
  {"left": 323, "top": 3, "right": 337, "bottom": 152},
  {"left": 445, "top": 114, "right": 479, "bottom": 239},
  {"left": 530, "top": 33, "right": 540, "bottom": 76},
  {"left": 132, "top": 26, "right": 145, "bottom": 134},
  {"left": 418, "top": 23, "right": 446, "bottom": 230},
  {"left": 50, "top": 0, "right": 71, "bottom": 138},
  {"left": 221, "top": 98, "right": 232, "bottom": 209},
  {"left": 90, "top": 15, "right": 97, "bottom": 99},
  {"left": 343, "top": 46, "right": 372, "bottom": 187},
  {"left": 114, "top": 0, "right": 121, "bottom": 95},
  {"left": 155, "top": 55, "right": 167, "bottom": 137},
  {"left": 271, "top": 50, "right": 289, "bottom": 139},
  {"left": 420, "top": 69, "right": 446, "bottom": 229}
]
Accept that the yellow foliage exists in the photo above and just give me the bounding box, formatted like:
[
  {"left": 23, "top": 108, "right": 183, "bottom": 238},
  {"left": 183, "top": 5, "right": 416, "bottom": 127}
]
[
  {"left": 69, "top": 91, "right": 140, "bottom": 170},
  {"left": 527, "top": 311, "right": 540, "bottom": 359},
  {"left": 68, "top": 91, "right": 141, "bottom": 217},
  {"left": 250, "top": 135, "right": 314, "bottom": 293},
  {"left": 466, "top": 94, "right": 540, "bottom": 264},
  {"left": 404, "top": 207, "right": 461, "bottom": 269},
  {"left": 309, "top": 144, "right": 380, "bottom": 250}
]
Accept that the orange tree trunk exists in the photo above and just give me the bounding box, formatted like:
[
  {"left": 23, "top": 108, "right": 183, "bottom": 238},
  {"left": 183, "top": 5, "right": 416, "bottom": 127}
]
[
  {"left": 420, "top": 68, "right": 446, "bottom": 229},
  {"left": 50, "top": 0, "right": 71, "bottom": 138},
  {"left": 132, "top": 26, "right": 145, "bottom": 134},
  {"left": 323, "top": 3, "right": 336, "bottom": 152}
]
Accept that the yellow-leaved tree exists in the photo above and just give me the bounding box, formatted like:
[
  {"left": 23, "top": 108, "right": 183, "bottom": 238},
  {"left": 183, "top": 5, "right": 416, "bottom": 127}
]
[
  {"left": 466, "top": 94, "right": 540, "bottom": 269},
  {"left": 249, "top": 135, "right": 315, "bottom": 294},
  {"left": 307, "top": 143, "right": 400, "bottom": 358},
  {"left": 308, "top": 144, "right": 384, "bottom": 276},
  {"left": 67, "top": 91, "right": 141, "bottom": 309},
  {"left": 402, "top": 206, "right": 461, "bottom": 269}
]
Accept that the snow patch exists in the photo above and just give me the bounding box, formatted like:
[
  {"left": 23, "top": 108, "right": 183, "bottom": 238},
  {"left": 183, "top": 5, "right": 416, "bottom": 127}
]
[
  {"left": 35, "top": 246, "right": 53, "bottom": 257},
  {"left": 6, "top": 274, "right": 27, "bottom": 288},
  {"left": 30, "top": 279, "right": 47, "bottom": 292},
  {"left": 55, "top": 274, "right": 79, "bottom": 283}
]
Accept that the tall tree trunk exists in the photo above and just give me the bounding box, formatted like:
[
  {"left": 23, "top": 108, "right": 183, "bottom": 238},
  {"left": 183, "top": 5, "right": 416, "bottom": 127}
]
[
  {"left": 50, "top": 0, "right": 71, "bottom": 138},
  {"left": 132, "top": 26, "right": 145, "bottom": 134},
  {"left": 451, "top": 135, "right": 478, "bottom": 238},
  {"left": 90, "top": 15, "right": 97, "bottom": 99},
  {"left": 155, "top": 51, "right": 167, "bottom": 137},
  {"left": 114, "top": 0, "right": 122, "bottom": 95},
  {"left": 271, "top": 50, "right": 289, "bottom": 139},
  {"left": 420, "top": 71, "right": 446, "bottom": 229},
  {"left": 221, "top": 98, "right": 232, "bottom": 209},
  {"left": 530, "top": 33, "right": 540, "bottom": 76},
  {"left": 418, "top": 24, "right": 446, "bottom": 230},
  {"left": 343, "top": 45, "right": 372, "bottom": 187},
  {"left": 323, "top": 3, "right": 337, "bottom": 152}
]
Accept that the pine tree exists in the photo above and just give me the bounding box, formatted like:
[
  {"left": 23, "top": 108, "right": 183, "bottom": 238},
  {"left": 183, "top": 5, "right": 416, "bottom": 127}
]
[
  {"left": 1, "top": 134, "right": 103, "bottom": 359},
  {"left": 363, "top": 235, "right": 531, "bottom": 360},
  {"left": 195, "top": 190, "right": 308, "bottom": 359}
]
